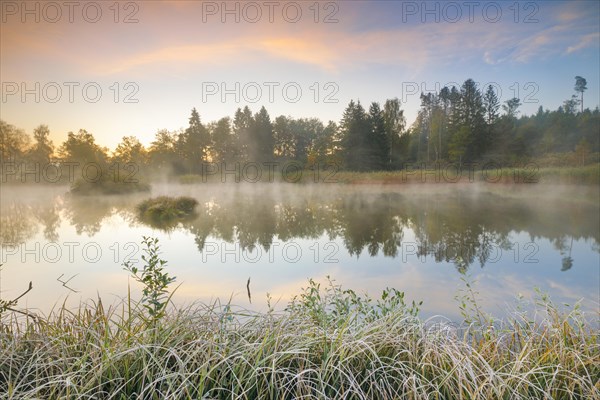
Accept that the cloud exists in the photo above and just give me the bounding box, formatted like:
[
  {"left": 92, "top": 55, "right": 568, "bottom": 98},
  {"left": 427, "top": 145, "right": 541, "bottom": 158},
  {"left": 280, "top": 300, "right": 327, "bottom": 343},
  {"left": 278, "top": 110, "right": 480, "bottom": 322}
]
[
  {"left": 89, "top": 26, "right": 431, "bottom": 76},
  {"left": 483, "top": 51, "right": 496, "bottom": 65},
  {"left": 93, "top": 43, "right": 242, "bottom": 75},
  {"left": 566, "top": 33, "right": 600, "bottom": 54},
  {"left": 2, "top": 0, "right": 598, "bottom": 80},
  {"left": 258, "top": 38, "right": 339, "bottom": 72},
  {"left": 89, "top": 37, "right": 339, "bottom": 75}
]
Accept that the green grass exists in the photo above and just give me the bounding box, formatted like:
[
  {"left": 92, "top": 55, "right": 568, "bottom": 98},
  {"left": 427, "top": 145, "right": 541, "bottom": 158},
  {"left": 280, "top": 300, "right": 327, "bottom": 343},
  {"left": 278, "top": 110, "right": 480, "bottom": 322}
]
[
  {"left": 331, "top": 164, "right": 600, "bottom": 185},
  {"left": 533, "top": 164, "right": 600, "bottom": 184},
  {"left": 1, "top": 278, "right": 598, "bottom": 399},
  {"left": 70, "top": 175, "right": 151, "bottom": 195},
  {"left": 176, "top": 164, "right": 599, "bottom": 185}
]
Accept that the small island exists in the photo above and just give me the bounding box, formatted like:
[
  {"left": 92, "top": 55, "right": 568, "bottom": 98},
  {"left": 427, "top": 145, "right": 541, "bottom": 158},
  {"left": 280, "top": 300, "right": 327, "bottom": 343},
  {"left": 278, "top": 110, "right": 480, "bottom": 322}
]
[{"left": 136, "top": 196, "right": 198, "bottom": 228}]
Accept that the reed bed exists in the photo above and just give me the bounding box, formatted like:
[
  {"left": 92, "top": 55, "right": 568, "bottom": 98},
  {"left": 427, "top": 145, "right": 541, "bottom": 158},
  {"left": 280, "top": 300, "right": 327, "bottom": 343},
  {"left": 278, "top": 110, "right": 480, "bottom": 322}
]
[{"left": 331, "top": 164, "right": 599, "bottom": 185}]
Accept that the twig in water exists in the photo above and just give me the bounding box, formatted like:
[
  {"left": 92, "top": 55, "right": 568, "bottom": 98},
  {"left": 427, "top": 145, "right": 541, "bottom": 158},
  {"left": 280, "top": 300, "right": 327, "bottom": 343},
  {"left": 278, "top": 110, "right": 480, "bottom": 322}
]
[
  {"left": 57, "top": 273, "right": 80, "bottom": 293},
  {"left": 247, "top": 277, "right": 252, "bottom": 304}
]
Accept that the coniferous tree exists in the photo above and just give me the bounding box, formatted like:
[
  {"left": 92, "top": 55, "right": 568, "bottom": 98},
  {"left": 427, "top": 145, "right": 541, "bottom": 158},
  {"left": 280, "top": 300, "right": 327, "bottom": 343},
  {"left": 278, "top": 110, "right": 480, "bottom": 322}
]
[
  {"left": 340, "top": 100, "right": 371, "bottom": 171},
  {"left": 273, "top": 115, "right": 294, "bottom": 160},
  {"left": 210, "top": 117, "right": 235, "bottom": 163},
  {"left": 181, "top": 108, "right": 210, "bottom": 173},
  {"left": 368, "top": 102, "right": 389, "bottom": 170},
  {"left": 339, "top": 100, "right": 357, "bottom": 169},
  {"left": 419, "top": 93, "right": 434, "bottom": 163},
  {"left": 383, "top": 98, "right": 405, "bottom": 167},
  {"left": 459, "top": 79, "right": 486, "bottom": 158},
  {"left": 574, "top": 76, "right": 587, "bottom": 113},
  {"left": 482, "top": 85, "right": 500, "bottom": 159},
  {"left": 438, "top": 87, "right": 451, "bottom": 160},
  {"left": 249, "top": 106, "right": 274, "bottom": 162},
  {"left": 483, "top": 85, "right": 500, "bottom": 126},
  {"left": 233, "top": 106, "right": 253, "bottom": 161}
]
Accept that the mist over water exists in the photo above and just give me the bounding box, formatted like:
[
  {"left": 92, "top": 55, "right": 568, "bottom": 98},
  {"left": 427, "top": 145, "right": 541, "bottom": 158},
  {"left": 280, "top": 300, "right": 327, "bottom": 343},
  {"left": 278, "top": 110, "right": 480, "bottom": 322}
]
[{"left": 1, "top": 182, "right": 598, "bottom": 320}]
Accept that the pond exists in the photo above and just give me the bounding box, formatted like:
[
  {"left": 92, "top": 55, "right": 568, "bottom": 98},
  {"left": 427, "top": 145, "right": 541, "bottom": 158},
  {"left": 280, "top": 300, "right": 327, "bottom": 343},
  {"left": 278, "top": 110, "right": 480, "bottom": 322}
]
[{"left": 1, "top": 183, "right": 598, "bottom": 320}]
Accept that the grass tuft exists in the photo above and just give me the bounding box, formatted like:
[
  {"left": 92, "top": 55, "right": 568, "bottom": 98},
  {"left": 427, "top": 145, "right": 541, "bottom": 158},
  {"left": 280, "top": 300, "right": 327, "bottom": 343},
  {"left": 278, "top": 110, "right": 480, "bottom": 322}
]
[{"left": 136, "top": 196, "right": 198, "bottom": 229}]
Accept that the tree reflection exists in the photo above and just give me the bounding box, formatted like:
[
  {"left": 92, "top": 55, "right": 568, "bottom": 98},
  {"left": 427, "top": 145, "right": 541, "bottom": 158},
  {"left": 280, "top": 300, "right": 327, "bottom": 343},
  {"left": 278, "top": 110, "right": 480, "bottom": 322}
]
[
  {"left": 561, "top": 237, "right": 574, "bottom": 272},
  {"left": 0, "top": 203, "right": 38, "bottom": 245},
  {"left": 0, "top": 198, "right": 61, "bottom": 245},
  {"left": 1, "top": 186, "right": 598, "bottom": 274},
  {"left": 33, "top": 203, "right": 60, "bottom": 242},
  {"left": 63, "top": 196, "right": 117, "bottom": 236}
]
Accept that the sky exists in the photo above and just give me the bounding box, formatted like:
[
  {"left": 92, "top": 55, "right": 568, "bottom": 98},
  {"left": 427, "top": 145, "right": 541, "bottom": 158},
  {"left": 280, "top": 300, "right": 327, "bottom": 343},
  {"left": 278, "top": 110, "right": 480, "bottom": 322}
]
[{"left": 1, "top": 0, "right": 599, "bottom": 149}]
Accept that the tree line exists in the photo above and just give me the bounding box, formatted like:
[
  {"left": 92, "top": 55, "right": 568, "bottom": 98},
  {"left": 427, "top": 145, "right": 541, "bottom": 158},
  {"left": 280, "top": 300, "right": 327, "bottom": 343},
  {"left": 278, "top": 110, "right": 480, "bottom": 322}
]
[{"left": 1, "top": 77, "right": 597, "bottom": 177}]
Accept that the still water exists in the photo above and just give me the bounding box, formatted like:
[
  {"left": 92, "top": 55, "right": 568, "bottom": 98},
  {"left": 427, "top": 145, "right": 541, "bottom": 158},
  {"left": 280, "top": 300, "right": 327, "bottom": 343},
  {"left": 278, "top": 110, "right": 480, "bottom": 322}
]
[{"left": 1, "top": 183, "right": 598, "bottom": 320}]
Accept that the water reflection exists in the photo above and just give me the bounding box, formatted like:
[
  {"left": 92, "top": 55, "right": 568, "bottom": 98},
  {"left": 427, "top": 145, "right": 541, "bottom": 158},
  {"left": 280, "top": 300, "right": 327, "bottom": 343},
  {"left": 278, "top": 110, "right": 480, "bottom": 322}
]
[{"left": 1, "top": 185, "right": 598, "bottom": 273}]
